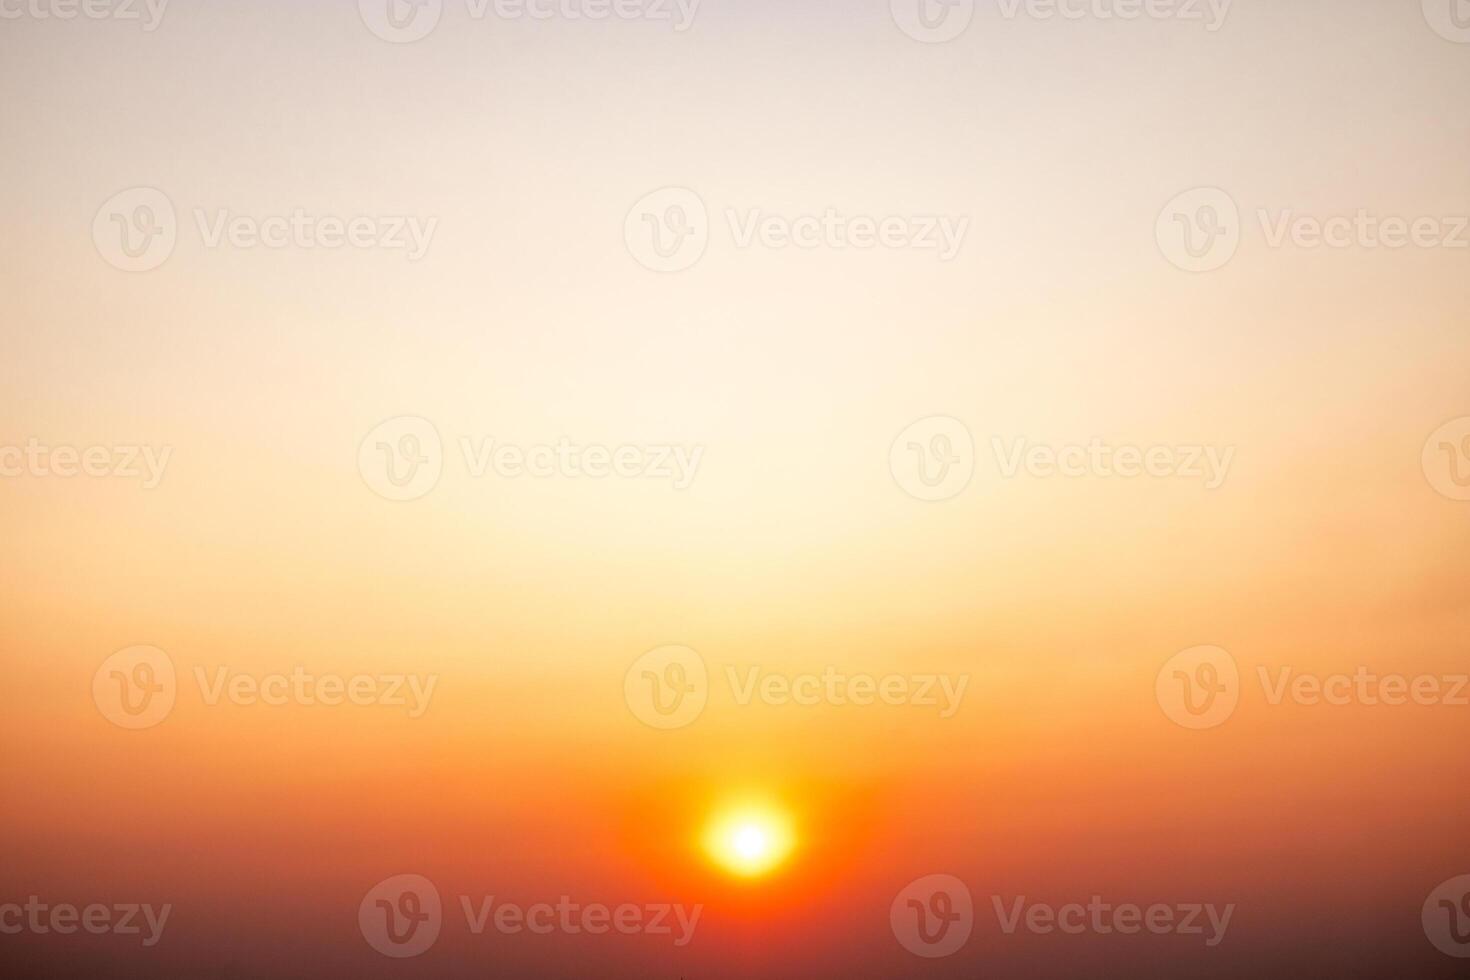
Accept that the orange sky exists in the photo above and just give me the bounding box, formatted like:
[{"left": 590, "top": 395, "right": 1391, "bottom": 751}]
[{"left": 3, "top": 1, "right": 1470, "bottom": 977}]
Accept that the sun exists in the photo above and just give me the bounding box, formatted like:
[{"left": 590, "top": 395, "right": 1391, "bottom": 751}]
[{"left": 703, "top": 805, "right": 796, "bottom": 878}]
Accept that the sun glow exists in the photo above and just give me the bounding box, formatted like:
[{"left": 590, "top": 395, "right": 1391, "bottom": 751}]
[{"left": 704, "top": 805, "right": 796, "bottom": 878}]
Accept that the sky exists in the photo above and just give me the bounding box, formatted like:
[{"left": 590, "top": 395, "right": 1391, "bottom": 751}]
[{"left": 2, "top": 0, "right": 1469, "bottom": 976}]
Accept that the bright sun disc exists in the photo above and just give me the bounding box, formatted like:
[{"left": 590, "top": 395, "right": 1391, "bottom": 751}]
[{"left": 704, "top": 806, "right": 795, "bottom": 878}]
